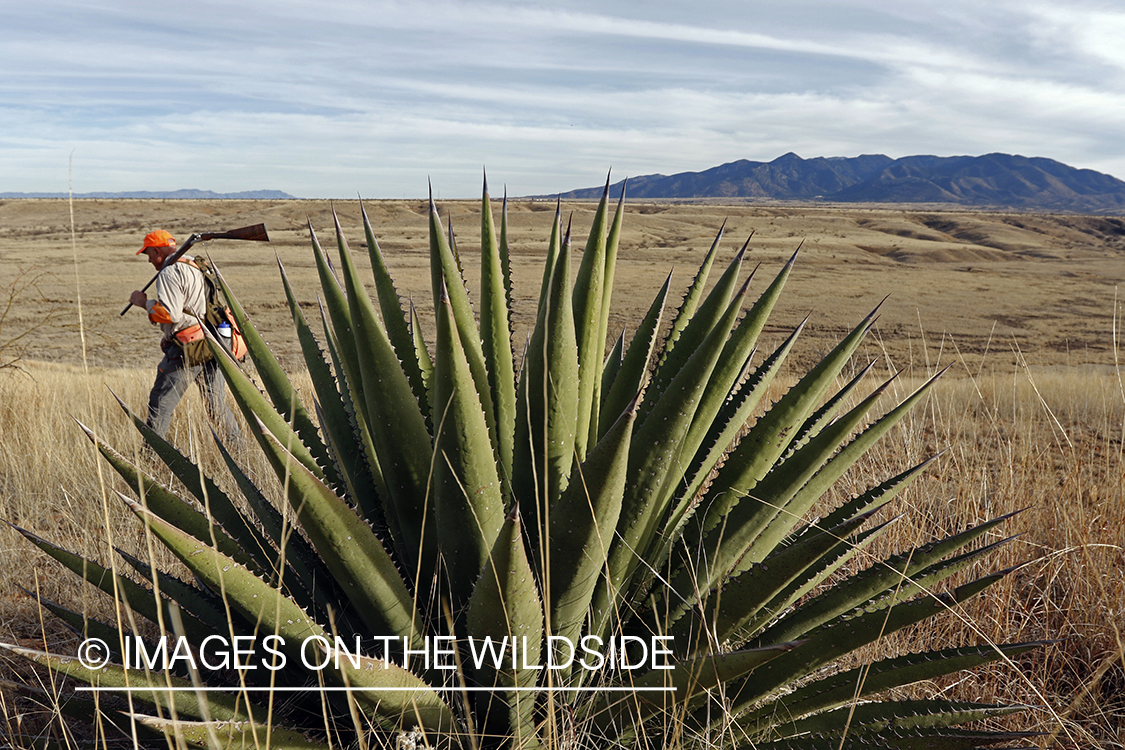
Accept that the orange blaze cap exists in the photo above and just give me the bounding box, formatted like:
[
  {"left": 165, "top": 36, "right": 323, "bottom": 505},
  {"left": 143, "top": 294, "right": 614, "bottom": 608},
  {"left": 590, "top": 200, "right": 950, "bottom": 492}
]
[{"left": 137, "top": 230, "right": 177, "bottom": 255}]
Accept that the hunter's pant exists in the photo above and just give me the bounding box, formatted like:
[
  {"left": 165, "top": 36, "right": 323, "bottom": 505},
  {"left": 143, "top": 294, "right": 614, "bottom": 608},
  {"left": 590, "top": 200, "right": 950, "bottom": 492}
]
[{"left": 146, "top": 348, "right": 242, "bottom": 443}]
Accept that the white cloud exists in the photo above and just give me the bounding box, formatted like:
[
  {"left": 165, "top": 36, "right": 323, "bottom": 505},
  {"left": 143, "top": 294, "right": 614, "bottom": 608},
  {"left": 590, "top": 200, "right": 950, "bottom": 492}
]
[{"left": 2, "top": 0, "right": 1123, "bottom": 196}]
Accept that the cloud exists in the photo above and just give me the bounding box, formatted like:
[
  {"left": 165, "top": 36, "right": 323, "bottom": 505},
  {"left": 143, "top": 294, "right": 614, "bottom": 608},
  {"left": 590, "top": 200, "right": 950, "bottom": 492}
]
[{"left": 2, "top": 0, "right": 1124, "bottom": 196}]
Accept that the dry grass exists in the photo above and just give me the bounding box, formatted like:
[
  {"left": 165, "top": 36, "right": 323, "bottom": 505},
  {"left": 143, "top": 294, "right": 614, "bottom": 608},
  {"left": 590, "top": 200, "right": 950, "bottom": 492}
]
[
  {"left": 3, "top": 197, "right": 1124, "bottom": 372},
  {"left": 833, "top": 362, "right": 1125, "bottom": 748},
  {"left": 0, "top": 198, "right": 1123, "bottom": 746},
  {"left": 2, "top": 355, "right": 1122, "bottom": 746}
]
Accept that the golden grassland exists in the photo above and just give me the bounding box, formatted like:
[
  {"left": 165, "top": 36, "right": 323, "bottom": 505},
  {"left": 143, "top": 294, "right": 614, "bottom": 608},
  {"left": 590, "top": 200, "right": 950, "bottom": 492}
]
[
  {"left": 3, "top": 197, "right": 1125, "bottom": 370},
  {"left": 1, "top": 198, "right": 1123, "bottom": 746}
]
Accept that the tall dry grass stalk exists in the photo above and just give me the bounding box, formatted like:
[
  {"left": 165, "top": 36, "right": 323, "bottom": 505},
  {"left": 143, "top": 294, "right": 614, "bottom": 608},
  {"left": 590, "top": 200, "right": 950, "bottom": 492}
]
[{"left": 1, "top": 348, "right": 1122, "bottom": 746}]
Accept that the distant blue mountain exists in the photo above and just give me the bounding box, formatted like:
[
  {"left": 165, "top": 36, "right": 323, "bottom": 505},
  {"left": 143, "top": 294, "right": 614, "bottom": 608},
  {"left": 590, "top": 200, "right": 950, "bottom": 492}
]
[
  {"left": 555, "top": 153, "right": 1125, "bottom": 213},
  {"left": 0, "top": 189, "right": 296, "bottom": 199}
]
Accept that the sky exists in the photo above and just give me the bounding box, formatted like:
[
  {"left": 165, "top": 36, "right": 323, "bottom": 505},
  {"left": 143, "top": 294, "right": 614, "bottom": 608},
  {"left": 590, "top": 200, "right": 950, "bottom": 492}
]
[{"left": 3, "top": 0, "right": 1125, "bottom": 198}]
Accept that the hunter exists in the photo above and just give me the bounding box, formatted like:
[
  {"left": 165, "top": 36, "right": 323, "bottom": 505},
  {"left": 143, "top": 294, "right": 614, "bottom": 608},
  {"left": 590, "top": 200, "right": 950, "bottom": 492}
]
[{"left": 129, "top": 230, "right": 242, "bottom": 442}]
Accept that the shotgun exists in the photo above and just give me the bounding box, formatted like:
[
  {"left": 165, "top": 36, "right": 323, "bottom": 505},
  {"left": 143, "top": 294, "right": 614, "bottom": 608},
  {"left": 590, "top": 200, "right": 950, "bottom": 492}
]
[{"left": 121, "top": 224, "right": 269, "bottom": 316}]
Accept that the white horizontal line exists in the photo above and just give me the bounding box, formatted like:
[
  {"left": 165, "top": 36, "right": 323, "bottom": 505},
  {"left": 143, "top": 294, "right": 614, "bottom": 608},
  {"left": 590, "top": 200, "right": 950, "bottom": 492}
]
[{"left": 76, "top": 686, "right": 676, "bottom": 693}]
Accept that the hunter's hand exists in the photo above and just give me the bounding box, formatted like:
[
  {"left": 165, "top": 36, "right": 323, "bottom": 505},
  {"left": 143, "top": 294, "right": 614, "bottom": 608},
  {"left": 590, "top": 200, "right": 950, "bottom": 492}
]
[{"left": 129, "top": 291, "right": 148, "bottom": 308}]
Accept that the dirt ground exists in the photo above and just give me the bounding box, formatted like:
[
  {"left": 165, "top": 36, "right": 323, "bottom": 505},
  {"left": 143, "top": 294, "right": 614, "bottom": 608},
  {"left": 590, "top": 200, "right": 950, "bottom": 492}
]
[{"left": 2, "top": 197, "right": 1123, "bottom": 376}]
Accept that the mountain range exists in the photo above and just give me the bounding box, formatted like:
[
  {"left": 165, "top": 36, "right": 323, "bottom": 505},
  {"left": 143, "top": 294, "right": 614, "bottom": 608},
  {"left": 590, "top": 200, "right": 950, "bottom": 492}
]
[
  {"left": 556, "top": 153, "right": 1125, "bottom": 213},
  {"left": 0, "top": 189, "right": 296, "bottom": 200}
]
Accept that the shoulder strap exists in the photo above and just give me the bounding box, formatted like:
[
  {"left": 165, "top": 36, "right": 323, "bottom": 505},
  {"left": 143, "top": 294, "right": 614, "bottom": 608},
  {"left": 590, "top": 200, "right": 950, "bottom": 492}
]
[
  {"left": 191, "top": 255, "right": 213, "bottom": 275},
  {"left": 179, "top": 255, "right": 226, "bottom": 326}
]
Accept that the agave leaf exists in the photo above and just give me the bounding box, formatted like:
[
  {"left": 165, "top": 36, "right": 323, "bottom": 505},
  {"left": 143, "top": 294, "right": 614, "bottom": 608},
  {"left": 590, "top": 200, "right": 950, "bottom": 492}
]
[
  {"left": 600, "top": 329, "right": 625, "bottom": 406},
  {"left": 792, "top": 456, "right": 940, "bottom": 545},
  {"left": 599, "top": 271, "right": 671, "bottom": 437},
  {"left": 114, "top": 549, "right": 245, "bottom": 641},
  {"left": 535, "top": 199, "right": 564, "bottom": 308},
  {"left": 308, "top": 222, "right": 365, "bottom": 407},
  {"left": 433, "top": 280, "right": 505, "bottom": 606},
  {"left": 643, "top": 239, "right": 748, "bottom": 418},
  {"left": 103, "top": 396, "right": 278, "bottom": 573},
  {"left": 130, "top": 497, "right": 452, "bottom": 732},
  {"left": 667, "top": 316, "right": 810, "bottom": 554},
  {"left": 571, "top": 177, "right": 611, "bottom": 460},
  {"left": 129, "top": 715, "right": 330, "bottom": 749},
  {"left": 863, "top": 535, "right": 1022, "bottom": 619},
  {"left": 428, "top": 195, "right": 499, "bottom": 457},
  {"left": 410, "top": 299, "right": 435, "bottom": 398},
  {"left": 480, "top": 178, "right": 517, "bottom": 485},
  {"left": 678, "top": 247, "right": 797, "bottom": 476},
  {"left": 739, "top": 641, "right": 1046, "bottom": 737},
  {"left": 117, "top": 525, "right": 331, "bottom": 647},
  {"left": 119, "top": 532, "right": 316, "bottom": 645},
  {"left": 212, "top": 259, "right": 337, "bottom": 486},
  {"left": 312, "top": 226, "right": 397, "bottom": 524},
  {"left": 514, "top": 218, "right": 579, "bottom": 541},
  {"left": 317, "top": 647, "right": 458, "bottom": 734},
  {"left": 279, "top": 258, "right": 380, "bottom": 516},
  {"left": 467, "top": 509, "right": 543, "bottom": 744},
  {"left": 11, "top": 523, "right": 212, "bottom": 644},
  {"left": 75, "top": 422, "right": 257, "bottom": 571},
  {"left": 590, "top": 181, "right": 627, "bottom": 448},
  {"left": 669, "top": 509, "right": 878, "bottom": 655},
  {"left": 694, "top": 374, "right": 902, "bottom": 592},
  {"left": 672, "top": 307, "right": 882, "bottom": 604},
  {"left": 628, "top": 273, "right": 751, "bottom": 526},
  {"left": 712, "top": 245, "right": 796, "bottom": 383},
  {"left": 210, "top": 428, "right": 337, "bottom": 607},
  {"left": 332, "top": 218, "right": 434, "bottom": 572},
  {"left": 254, "top": 427, "right": 423, "bottom": 648},
  {"left": 734, "top": 520, "right": 895, "bottom": 646},
  {"left": 699, "top": 302, "right": 883, "bottom": 536},
  {"left": 362, "top": 201, "right": 430, "bottom": 425},
  {"left": 17, "top": 588, "right": 125, "bottom": 654},
  {"left": 207, "top": 335, "right": 326, "bottom": 483},
  {"left": 720, "top": 568, "right": 1018, "bottom": 719},
  {"left": 447, "top": 211, "right": 464, "bottom": 271},
  {"left": 549, "top": 393, "right": 637, "bottom": 647},
  {"left": 310, "top": 224, "right": 394, "bottom": 523},
  {"left": 744, "top": 369, "right": 949, "bottom": 566},
  {"left": 774, "top": 699, "right": 1028, "bottom": 739},
  {"left": 781, "top": 357, "right": 878, "bottom": 463},
  {"left": 656, "top": 222, "right": 724, "bottom": 370},
  {"left": 748, "top": 728, "right": 1041, "bottom": 750},
  {"left": 120, "top": 499, "right": 328, "bottom": 656},
  {"left": 318, "top": 298, "right": 391, "bottom": 522},
  {"left": 591, "top": 279, "right": 750, "bottom": 639},
  {"left": 0, "top": 644, "right": 250, "bottom": 722},
  {"left": 757, "top": 511, "right": 1020, "bottom": 647},
  {"left": 499, "top": 189, "right": 515, "bottom": 319},
  {"left": 590, "top": 642, "right": 796, "bottom": 732}
]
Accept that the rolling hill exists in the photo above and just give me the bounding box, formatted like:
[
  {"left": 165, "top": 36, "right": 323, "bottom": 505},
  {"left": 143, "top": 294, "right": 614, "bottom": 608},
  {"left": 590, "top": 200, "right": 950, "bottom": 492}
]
[{"left": 556, "top": 153, "right": 1125, "bottom": 213}]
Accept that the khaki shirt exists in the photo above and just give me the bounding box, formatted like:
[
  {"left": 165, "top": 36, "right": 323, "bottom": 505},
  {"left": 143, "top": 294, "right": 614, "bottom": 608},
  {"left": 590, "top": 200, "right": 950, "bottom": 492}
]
[{"left": 144, "top": 256, "right": 208, "bottom": 342}]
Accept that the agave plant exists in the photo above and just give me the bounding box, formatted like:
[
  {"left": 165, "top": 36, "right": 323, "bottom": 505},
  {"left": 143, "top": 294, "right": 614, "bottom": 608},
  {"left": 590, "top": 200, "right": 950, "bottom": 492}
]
[{"left": 4, "top": 181, "right": 1043, "bottom": 749}]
